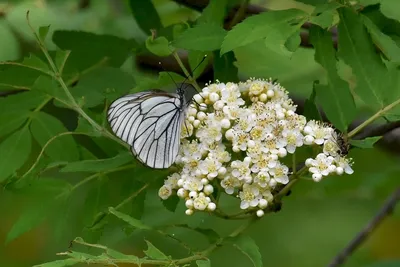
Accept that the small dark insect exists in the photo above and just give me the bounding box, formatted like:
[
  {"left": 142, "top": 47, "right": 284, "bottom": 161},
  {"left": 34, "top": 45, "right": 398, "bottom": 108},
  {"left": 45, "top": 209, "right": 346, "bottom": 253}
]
[{"left": 333, "top": 131, "right": 350, "bottom": 156}]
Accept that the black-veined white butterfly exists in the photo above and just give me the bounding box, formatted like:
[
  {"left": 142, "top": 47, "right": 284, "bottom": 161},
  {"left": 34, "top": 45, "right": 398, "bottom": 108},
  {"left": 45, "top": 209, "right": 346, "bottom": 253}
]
[
  {"left": 107, "top": 83, "right": 197, "bottom": 169},
  {"left": 108, "top": 57, "right": 207, "bottom": 169}
]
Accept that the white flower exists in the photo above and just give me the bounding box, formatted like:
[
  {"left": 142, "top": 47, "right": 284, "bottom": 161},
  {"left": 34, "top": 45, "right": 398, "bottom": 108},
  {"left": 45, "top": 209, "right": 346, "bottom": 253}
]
[
  {"left": 221, "top": 83, "right": 244, "bottom": 106},
  {"left": 239, "top": 184, "right": 262, "bottom": 209},
  {"left": 158, "top": 185, "right": 172, "bottom": 200},
  {"left": 308, "top": 153, "right": 335, "bottom": 177},
  {"left": 165, "top": 173, "right": 180, "bottom": 189},
  {"left": 199, "top": 157, "right": 222, "bottom": 179},
  {"left": 282, "top": 129, "right": 303, "bottom": 153},
  {"left": 269, "top": 163, "right": 289, "bottom": 184},
  {"left": 335, "top": 156, "right": 354, "bottom": 175},
  {"left": 193, "top": 193, "right": 211, "bottom": 211},
  {"left": 221, "top": 175, "right": 241, "bottom": 194},
  {"left": 231, "top": 159, "right": 252, "bottom": 183},
  {"left": 254, "top": 171, "right": 271, "bottom": 188},
  {"left": 183, "top": 177, "right": 203, "bottom": 192}
]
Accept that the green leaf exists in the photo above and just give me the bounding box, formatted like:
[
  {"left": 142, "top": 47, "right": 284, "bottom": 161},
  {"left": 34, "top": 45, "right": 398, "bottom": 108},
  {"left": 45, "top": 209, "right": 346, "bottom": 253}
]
[
  {"left": 0, "top": 54, "right": 48, "bottom": 91},
  {"left": 303, "top": 85, "right": 321, "bottom": 121},
  {"left": 30, "top": 112, "right": 79, "bottom": 161},
  {"left": 146, "top": 36, "right": 172, "bottom": 57},
  {"left": 21, "top": 53, "right": 50, "bottom": 73},
  {"left": 284, "top": 29, "right": 301, "bottom": 52},
  {"left": 188, "top": 51, "right": 209, "bottom": 79},
  {"left": 71, "top": 67, "right": 135, "bottom": 108},
  {"left": 6, "top": 178, "right": 70, "bottom": 243},
  {"left": 362, "top": 15, "right": 400, "bottom": 64},
  {"left": 55, "top": 50, "right": 71, "bottom": 74},
  {"left": 128, "top": 0, "right": 162, "bottom": 34},
  {"left": 380, "top": 0, "right": 400, "bottom": 22},
  {"left": 338, "top": 8, "right": 390, "bottom": 109},
  {"left": 0, "top": 90, "right": 48, "bottom": 112},
  {"left": 135, "top": 71, "right": 185, "bottom": 92},
  {"left": 32, "top": 75, "right": 67, "bottom": 104},
  {"left": 310, "top": 2, "right": 341, "bottom": 28},
  {"left": 213, "top": 50, "right": 239, "bottom": 83},
  {"left": 235, "top": 43, "right": 323, "bottom": 94},
  {"left": 220, "top": 9, "right": 308, "bottom": 55},
  {"left": 0, "top": 110, "right": 30, "bottom": 138},
  {"left": 196, "top": 260, "right": 211, "bottom": 267},
  {"left": 162, "top": 195, "right": 180, "bottom": 212},
  {"left": 366, "top": 261, "right": 400, "bottom": 267},
  {"left": 232, "top": 235, "right": 263, "bottom": 267},
  {"left": 310, "top": 25, "right": 356, "bottom": 132},
  {"left": 144, "top": 240, "right": 169, "bottom": 260},
  {"left": 173, "top": 24, "right": 227, "bottom": 51},
  {"left": 109, "top": 207, "right": 152, "bottom": 230},
  {"left": 33, "top": 259, "right": 78, "bottom": 267},
  {"left": 350, "top": 136, "right": 382, "bottom": 148},
  {"left": 39, "top": 25, "right": 50, "bottom": 41},
  {"left": 197, "top": 0, "right": 228, "bottom": 26},
  {"left": 0, "top": 127, "right": 31, "bottom": 182},
  {"left": 60, "top": 152, "right": 132, "bottom": 173},
  {"left": 53, "top": 31, "right": 137, "bottom": 71}
]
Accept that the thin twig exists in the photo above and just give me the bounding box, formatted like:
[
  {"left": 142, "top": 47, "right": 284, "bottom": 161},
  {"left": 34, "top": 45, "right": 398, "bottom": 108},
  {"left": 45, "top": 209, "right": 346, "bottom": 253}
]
[{"left": 328, "top": 187, "right": 400, "bottom": 267}]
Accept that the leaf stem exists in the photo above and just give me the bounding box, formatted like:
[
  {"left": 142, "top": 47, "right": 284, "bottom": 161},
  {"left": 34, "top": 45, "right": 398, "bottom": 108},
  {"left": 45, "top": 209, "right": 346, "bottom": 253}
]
[
  {"left": 26, "top": 11, "right": 129, "bottom": 149},
  {"left": 348, "top": 97, "right": 400, "bottom": 138},
  {"left": 172, "top": 51, "right": 202, "bottom": 92}
]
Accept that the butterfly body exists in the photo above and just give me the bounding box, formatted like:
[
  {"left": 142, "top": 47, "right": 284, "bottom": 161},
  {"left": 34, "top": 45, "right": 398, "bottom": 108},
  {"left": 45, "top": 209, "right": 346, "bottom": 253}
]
[{"left": 107, "top": 89, "right": 190, "bottom": 169}]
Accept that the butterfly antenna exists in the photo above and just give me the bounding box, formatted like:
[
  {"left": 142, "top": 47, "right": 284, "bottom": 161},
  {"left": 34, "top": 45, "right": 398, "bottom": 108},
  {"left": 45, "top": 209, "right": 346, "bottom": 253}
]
[
  {"left": 181, "top": 54, "right": 208, "bottom": 89},
  {"left": 159, "top": 62, "right": 179, "bottom": 89}
]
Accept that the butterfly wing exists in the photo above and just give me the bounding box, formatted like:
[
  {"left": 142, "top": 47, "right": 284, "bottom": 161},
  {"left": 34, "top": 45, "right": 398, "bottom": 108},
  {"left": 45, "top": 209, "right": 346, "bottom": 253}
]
[{"left": 107, "top": 91, "right": 184, "bottom": 169}]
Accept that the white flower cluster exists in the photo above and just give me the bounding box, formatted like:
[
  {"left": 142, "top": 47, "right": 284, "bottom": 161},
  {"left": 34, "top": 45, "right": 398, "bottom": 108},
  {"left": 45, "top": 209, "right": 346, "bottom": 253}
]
[{"left": 158, "top": 78, "right": 354, "bottom": 216}]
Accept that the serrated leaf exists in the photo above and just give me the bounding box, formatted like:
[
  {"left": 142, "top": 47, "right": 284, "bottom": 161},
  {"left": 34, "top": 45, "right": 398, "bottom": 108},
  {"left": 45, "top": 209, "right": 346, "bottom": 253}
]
[
  {"left": 350, "top": 136, "right": 382, "bottom": 148},
  {"left": 135, "top": 71, "right": 185, "bottom": 92},
  {"left": 303, "top": 85, "right": 321, "bottom": 121},
  {"left": 60, "top": 152, "right": 132, "bottom": 172},
  {"left": 173, "top": 24, "right": 226, "bottom": 51},
  {"left": 162, "top": 195, "right": 180, "bottom": 212},
  {"left": 188, "top": 51, "right": 209, "bottom": 79},
  {"left": 197, "top": 0, "right": 228, "bottom": 26},
  {"left": 53, "top": 31, "right": 137, "bottom": 71},
  {"left": 0, "top": 110, "right": 30, "bottom": 138},
  {"left": 109, "top": 207, "right": 151, "bottom": 230},
  {"left": 0, "top": 90, "right": 48, "bottom": 112},
  {"left": 30, "top": 112, "right": 79, "bottom": 161},
  {"left": 21, "top": 53, "right": 50, "bottom": 73},
  {"left": 380, "top": 0, "right": 400, "bottom": 22},
  {"left": 71, "top": 67, "right": 135, "bottom": 108},
  {"left": 146, "top": 36, "right": 172, "bottom": 57},
  {"left": 39, "top": 25, "right": 50, "bottom": 40},
  {"left": 310, "top": 2, "right": 341, "bottom": 28},
  {"left": 221, "top": 9, "right": 308, "bottom": 55},
  {"left": 232, "top": 235, "right": 262, "bottom": 267},
  {"left": 55, "top": 50, "right": 70, "bottom": 74},
  {"left": 6, "top": 179, "right": 69, "bottom": 243},
  {"left": 284, "top": 29, "right": 301, "bottom": 52},
  {"left": 129, "top": 0, "right": 162, "bottom": 34},
  {"left": 105, "top": 248, "right": 140, "bottom": 261},
  {"left": 213, "top": 50, "right": 239, "bottom": 82},
  {"left": 144, "top": 240, "right": 169, "bottom": 260},
  {"left": 33, "top": 259, "right": 78, "bottom": 267},
  {"left": 362, "top": 15, "right": 400, "bottom": 63},
  {"left": 32, "top": 75, "right": 67, "bottom": 104},
  {"left": 310, "top": 25, "right": 356, "bottom": 132},
  {"left": 0, "top": 127, "right": 31, "bottom": 182},
  {"left": 196, "top": 260, "right": 211, "bottom": 267},
  {"left": 338, "top": 8, "right": 390, "bottom": 108}
]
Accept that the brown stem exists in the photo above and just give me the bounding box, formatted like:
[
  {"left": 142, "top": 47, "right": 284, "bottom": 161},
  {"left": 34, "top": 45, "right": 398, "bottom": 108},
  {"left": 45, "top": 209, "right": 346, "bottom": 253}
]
[{"left": 328, "top": 187, "right": 400, "bottom": 267}]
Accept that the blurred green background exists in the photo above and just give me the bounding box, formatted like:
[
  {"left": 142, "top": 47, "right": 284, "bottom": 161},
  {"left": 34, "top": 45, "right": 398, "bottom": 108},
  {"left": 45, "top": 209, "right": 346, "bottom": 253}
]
[{"left": 0, "top": 0, "right": 399, "bottom": 267}]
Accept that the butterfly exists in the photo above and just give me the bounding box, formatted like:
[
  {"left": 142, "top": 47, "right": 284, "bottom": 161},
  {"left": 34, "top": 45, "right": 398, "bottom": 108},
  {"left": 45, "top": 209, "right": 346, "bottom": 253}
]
[{"left": 107, "top": 83, "right": 198, "bottom": 169}]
